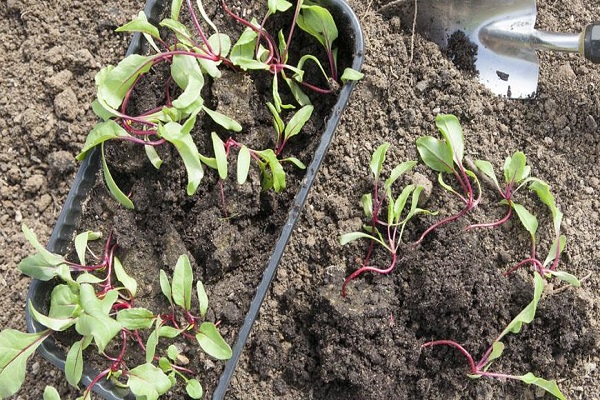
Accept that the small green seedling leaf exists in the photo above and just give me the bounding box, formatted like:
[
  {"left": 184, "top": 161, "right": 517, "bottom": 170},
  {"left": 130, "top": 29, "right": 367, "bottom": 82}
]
[
  {"left": 416, "top": 136, "right": 454, "bottom": 173},
  {"left": 65, "top": 339, "right": 85, "bottom": 388},
  {"left": 204, "top": 107, "right": 242, "bottom": 132},
  {"left": 281, "top": 157, "right": 306, "bottom": 169},
  {"left": 297, "top": 4, "right": 338, "bottom": 51},
  {"left": 186, "top": 378, "right": 203, "bottom": 399},
  {"left": 21, "top": 225, "right": 65, "bottom": 266},
  {"left": 159, "top": 270, "right": 173, "bottom": 306},
  {"left": 503, "top": 151, "right": 530, "bottom": 184},
  {"left": 340, "top": 232, "right": 384, "bottom": 248},
  {"left": 196, "top": 322, "right": 232, "bottom": 360},
  {"left": 74, "top": 231, "right": 102, "bottom": 266},
  {"left": 546, "top": 270, "right": 580, "bottom": 287},
  {"left": 268, "top": 0, "right": 292, "bottom": 14},
  {"left": 474, "top": 159, "right": 500, "bottom": 191},
  {"left": 43, "top": 386, "right": 61, "bottom": 400},
  {"left": 284, "top": 105, "right": 313, "bottom": 142},
  {"left": 237, "top": 145, "right": 251, "bottom": 185},
  {"left": 146, "top": 319, "right": 160, "bottom": 363},
  {"left": 77, "top": 120, "right": 132, "bottom": 160},
  {"left": 167, "top": 344, "right": 179, "bottom": 362},
  {"left": 384, "top": 160, "right": 417, "bottom": 190},
  {"left": 117, "top": 307, "right": 156, "bottom": 330},
  {"left": 159, "top": 119, "right": 204, "bottom": 195},
  {"left": 340, "top": 68, "right": 364, "bottom": 83},
  {"left": 211, "top": 132, "right": 228, "bottom": 180},
  {"left": 172, "top": 254, "right": 193, "bottom": 311},
  {"left": 435, "top": 114, "right": 464, "bottom": 163},
  {"left": 75, "top": 285, "right": 121, "bottom": 353},
  {"left": 361, "top": 193, "right": 373, "bottom": 218},
  {"left": 19, "top": 253, "right": 66, "bottom": 281},
  {"left": 0, "top": 329, "right": 50, "bottom": 398},
  {"left": 511, "top": 202, "right": 538, "bottom": 240},
  {"left": 543, "top": 235, "right": 566, "bottom": 267},
  {"left": 483, "top": 341, "right": 505, "bottom": 370},
  {"left": 127, "top": 363, "right": 173, "bottom": 400},
  {"left": 145, "top": 143, "right": 163, "bottom": 169},
  {"left": 370, "top": 143, "right": 390, "bottom": 180},
  {"left": 101, "top": 143, "right": 134, "bottom": 209},
  {"left": 113, "top": 257, "right": 138, "bottom": 296},
  {"left": 197, "top": 281, "right": 209, "bottom": 318},
  {"left": 28, "top": 301, "right": 77, "bottom": 331},
  {"left": 49, "top": 285, "right": 81, "bottom": 320},
  {"left": 499, "top": 273, "right": 544, "bottom": 340},
  {"left": 96, "top": 54, "right": 153, "bottom": 110},
  {"left": 519, "top": 372, "right": 566, "bottom": 400},
  {"left": 116, "top": 11, "right": 161, "bottom": 52}
]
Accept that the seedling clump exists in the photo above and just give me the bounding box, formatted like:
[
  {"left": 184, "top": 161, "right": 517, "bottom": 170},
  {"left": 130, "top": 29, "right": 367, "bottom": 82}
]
[
  {"left": 2, "top": 225, "right": 231, "bottom": 399},
  {"left": 340, "top": 113, "right": 581, "bottom": 398},
  {"left": 78, "top": 0, "right": 363, "bottom": 209}
]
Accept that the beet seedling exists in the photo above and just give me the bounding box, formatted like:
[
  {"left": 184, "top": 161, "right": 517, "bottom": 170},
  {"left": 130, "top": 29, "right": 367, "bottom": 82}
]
[
  {"left": 339, "top": 143, "right": 435, "bottom": 296},
  {"left": 473, "top": 152, "right": 580, "bottom": 287},
  {"left": 78, "top": 0, "right": 362, "bottom": 209},
  {"left": 422, "top": 273, "right": 567, "bottom": 400},
  {"left": 4, "top": 225, "right": 231, "bottom": 399},
  {"left": 415, "top": 114, "right": 481, "bottom": 244}
]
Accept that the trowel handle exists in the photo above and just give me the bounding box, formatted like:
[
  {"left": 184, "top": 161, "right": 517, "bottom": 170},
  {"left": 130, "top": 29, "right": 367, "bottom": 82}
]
[{"left": 583, "top": 23, "right": 600, "bottom": 63}]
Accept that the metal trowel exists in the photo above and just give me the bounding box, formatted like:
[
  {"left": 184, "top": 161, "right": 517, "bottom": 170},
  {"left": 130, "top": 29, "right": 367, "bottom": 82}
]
[{"left": 412, "top": 0, "right": 600, "bottom": 98}]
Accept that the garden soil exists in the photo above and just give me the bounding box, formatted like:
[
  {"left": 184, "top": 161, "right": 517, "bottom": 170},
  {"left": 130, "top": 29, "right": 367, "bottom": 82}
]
[{"left": 1, "top": 0, "right": 599, "bottom": 399}]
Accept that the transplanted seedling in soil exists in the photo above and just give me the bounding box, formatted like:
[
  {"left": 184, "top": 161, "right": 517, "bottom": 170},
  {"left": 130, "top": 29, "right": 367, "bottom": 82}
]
[
  {"left": 2, "top": 225, "right": 231, "bottom": 399},
  {"left": 472, "top": 151, "right": 580, "bottom": 286},
  {"left": 77, "top": 0, "right": 362, "bottom": 209},
  {"left": 339, "top": 143, "right": 435, "bottom": 296},
  {"left": 421, "top": 272, "right": 574, "bottom": 400},
  {"left": 414, "top": 113, "right": 481, "bottom": 244}
]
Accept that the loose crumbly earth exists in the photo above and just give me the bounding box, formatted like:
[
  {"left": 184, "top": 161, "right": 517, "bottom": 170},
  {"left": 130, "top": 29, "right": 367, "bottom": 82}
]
[{"left": 1, "top": 0, "right": 599, "bottom": 400}]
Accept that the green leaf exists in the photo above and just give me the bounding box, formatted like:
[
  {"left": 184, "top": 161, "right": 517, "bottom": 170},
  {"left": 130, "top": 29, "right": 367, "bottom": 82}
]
[
  {"left": 393, "top": 185, "right": 416, "bottom": 224},
  {"left": 76, "top": 273, "right": 104, "bottom": 284},
  {"left": 172, "top": 74, "right": 204, "bottom": 110},
  {"left": 158, "top": 326, "right": 182, "bottom": 339},
  {"left": 146, "top": 319, "right": 160, "bottom": 363},
  {"left": 196, "top": 322, "right": 232, "bottom": 360},
  {"left": 167, "top": 344, "right": 179, "bottom": 361},
  {"left": 197, "top": 281, "right": 209, "bottom": 318},
  {"left": 186, "top": 378, "right": 203, "bottom": 399},
  {"left": 361, "top": 193, "right": 373, "bottom": 218},
  {"left": 281, "top": 157, "right": 306, "bottom": 169},
  {"left": 267, "top": 102, "right": 284, "bottom": 138},
  {"left": 171, "top": 0, "right": 183, "bottom": 20},
  {"left": 282, "top": 75, "right": 312, "bottom": 106},
  {"left": 204, "top": 107, "right": 242, "bottom": 132},
  {"left": 117, "top": 308, "right": 156, "bottom": 330},
  {"left": 65, "top": 339, "right": 85, "bottom": 388},
  {"left": 257, "top": 149, "right": 286, "bottom": 192},
  {"left": 237, "top": 145, "right": 251, "bottom": 185},
  {"left": 499, "top": 273, "right": 544, "bottom": 340},
  {"left": 97, "top": 54, "right": 153, "bottom": 110},
  {"left": 75, "top": 285, "right": 121, "bottom": 353},
  {"left": 159, "top": 270, "right": 173, "bottom": 306},
  {"left": 77, "top": 120, "right": 132, "bottom": 161},
  {"left": 161, "top": 19, "right": 194, "bottom": 47},
  {"left": 159, "top": 119, "right": 204, "bottom": 195},
  {"left": 145, "top": 143, "right": 163, "bottom": 169},
  {"left": 297, "top": 4, "right": 338, "bottom": 51},
  {"left": 543, "top": 235, "right": 566, "bottom": 267},
  {"left": 127, "top": 363, "right": 173, "bottom": 400},
  {"left": 117, "top": 11, "right": 160, "bottom": 38},
  {"left": 529, "top": 179, "right": 561, "bottom": 233},
  {"left": 416, "top": 136, "right": 455, "bottom": 173},
  {"left": 21, "top": 225, "right": 65, "bottom": 266},
  {"left": 503, "top": 151, "right": 530, "bottom": 184},
  {"left": 284, "top": 105, "right": 313, "bottom": 142},
  {"left": 474, "top": 159, "right": 500, "bottom": 190},
  {"left": 435, "top": 114, "right": 464, "bottom": 162},
  {"left": 339, "top": 231, "right": 378, "bottom": 246},
  {"left": 511, "top": 202, "right": 538, "bottom": 240},
  {"left": 268, "top": 0, "right": 292, "bottom": 14},
  {"left": 172, "top": 254, "right": 193, "bottom": 311},
  {"left": 49, "top": 285, "right": 81, "bottom": 320},
  {"left": 370, "top": 143, "right": 390, "bottom": 180},
  {"left": 211, "top": 132, "right": 228, "bottom": 180},
  {"left": 519, "top": 372, "right": 566, "bottom": 400},
  {"left": 28, "top": 301, "right": 77, "bottom": 331},
  {"left": 546, "top": 269, "right": 580, "bottom": 287},
  {"left": 18, "top": 253, "right": 66, "bottom": 281},
  {"left": 340, "top": 67, "right": 364, "bottom": 83},
  {"left": 43, "top": 386, "right": 61, "bottom": 400},
  {"left": 101, "top": 143, "right": 134, "bottom": 209},
  {"left": 113, "top": 257, "right": 138, "bottom": 296},
  {"left": 74, "top": 231, "right": 102, "bottom": 266},
  {"left": 384, "top": 160, "right": 417, "bottom": 190},
  {"left": 0, "top": 329, "right": 50, "bottom": 399}
]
